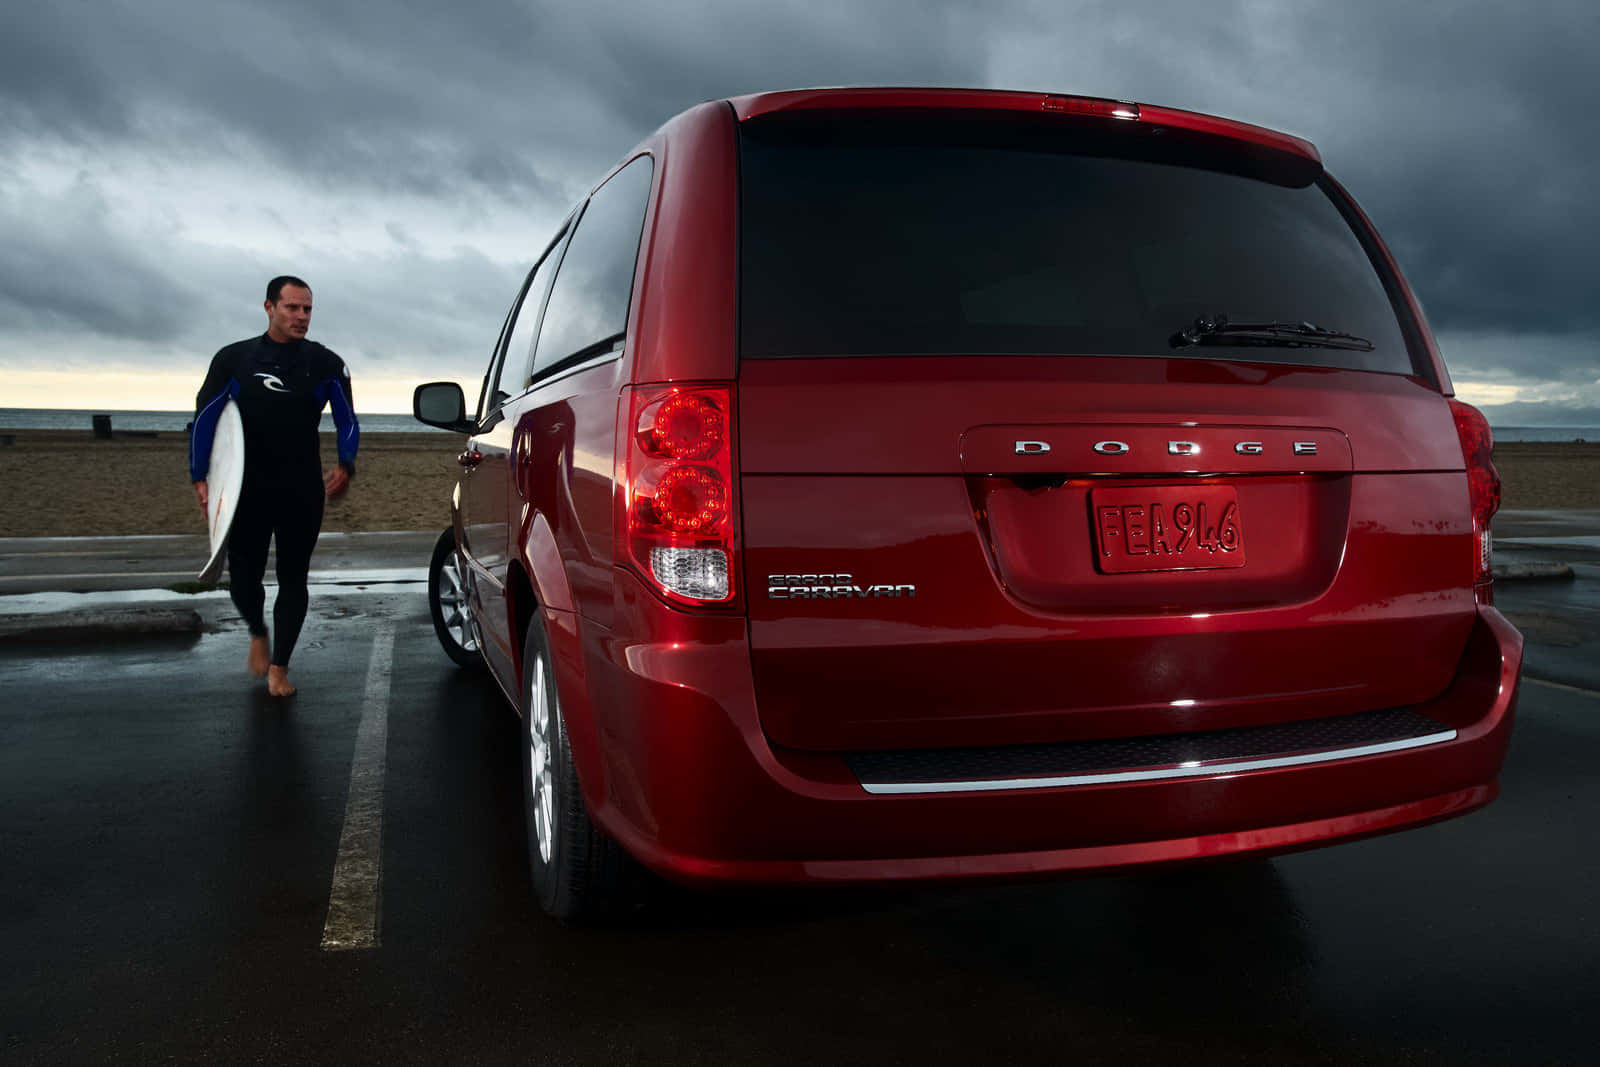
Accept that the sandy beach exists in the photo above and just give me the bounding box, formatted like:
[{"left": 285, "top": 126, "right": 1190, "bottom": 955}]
[
  {"left": 0, "top": 428, "right": 1594, "bottom": 537},
  {"left": 0, "top": 429, "right": 467, "bottom": 537}
]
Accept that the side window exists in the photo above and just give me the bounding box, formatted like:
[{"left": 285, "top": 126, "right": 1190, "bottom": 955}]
[
  {"left": 475, "top": 297, "right": 519, "bottom": 424},
  {"left": 476, "top": 224, "right": 571, "bottom": 423},
  {"left": 532, "top": 156, "right": 654, "bottom": 379},
  {"left": 500, "top": 227, "right": 570, "bottom": 394}
]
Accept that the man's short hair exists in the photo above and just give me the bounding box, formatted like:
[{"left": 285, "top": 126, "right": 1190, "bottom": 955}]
[{"left": 266, "top": 275, "right": 311, "bottom": 303}]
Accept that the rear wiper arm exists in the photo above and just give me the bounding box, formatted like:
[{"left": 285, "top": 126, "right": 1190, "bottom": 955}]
[{"left": 1170, "top": 315, "right": 1375, "bottom": 352}]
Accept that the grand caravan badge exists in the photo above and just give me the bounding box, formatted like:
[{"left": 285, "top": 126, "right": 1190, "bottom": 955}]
[{"left": 767, "top": 573, "right": 916, "bottom": 599}]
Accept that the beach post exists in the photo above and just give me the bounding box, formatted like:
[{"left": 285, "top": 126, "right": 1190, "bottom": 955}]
[{"left": 92, "top": 414, "right": 113, "bottom": 439}]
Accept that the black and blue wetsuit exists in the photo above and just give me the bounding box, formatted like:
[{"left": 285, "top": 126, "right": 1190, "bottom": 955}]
[{"left": 191, "top": 334, "right": 359, "bottom": 668}]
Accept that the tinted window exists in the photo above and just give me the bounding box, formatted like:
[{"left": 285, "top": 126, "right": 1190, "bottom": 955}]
[
  {"left": 475, "top": 299, "right": 518, "bottom": 422},
  {"left": 500, "top": 228, "right": 570, "bottom": 394},
  {"left": 533, "top": 156, "right": 654, "bottom": 376},
  {"left": 739, "top": 118, "right": 1413, "bottom": 374}
]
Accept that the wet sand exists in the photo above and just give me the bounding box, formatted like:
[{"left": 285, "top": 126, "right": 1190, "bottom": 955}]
[{"left": 0, "top": 429, "right": 1594, "bottom": 537}]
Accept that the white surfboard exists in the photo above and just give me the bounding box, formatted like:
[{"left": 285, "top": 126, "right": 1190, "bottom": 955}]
[{"left": 198, "top": 400, "right": 246, "bottom": 583}]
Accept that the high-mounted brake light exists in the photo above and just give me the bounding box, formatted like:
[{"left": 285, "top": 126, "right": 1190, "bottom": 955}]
[
  {"left": 1041, "top": 95, "right": 1141, "bottom": 120},
  {"left": 1448, "top": 399, "right": 1500, "bottom": 591},
  {"left": 621, "top": 385, "right": 737, "bottom": 605}
]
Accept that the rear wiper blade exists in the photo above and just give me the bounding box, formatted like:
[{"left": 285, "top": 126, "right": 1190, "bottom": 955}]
[{"left": 1170, "top": 315, "right": 1375, "bottom": 352}]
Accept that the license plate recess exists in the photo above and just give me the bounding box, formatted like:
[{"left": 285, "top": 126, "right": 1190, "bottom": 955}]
[{"left": 1091, "top": 484, "right": 1247, "bottom": 574}]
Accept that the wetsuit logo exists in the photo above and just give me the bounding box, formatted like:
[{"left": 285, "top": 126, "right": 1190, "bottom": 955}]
[{"left": 254, "top": 373, "right": 290, "bottom": 393}]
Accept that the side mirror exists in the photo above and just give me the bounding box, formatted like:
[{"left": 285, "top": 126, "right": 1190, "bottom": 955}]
[{"left": 413, "top": 382, "right": 473, "bottom": 432}]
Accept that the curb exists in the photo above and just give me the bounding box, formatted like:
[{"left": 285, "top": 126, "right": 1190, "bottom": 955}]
[
  {"left": 0, "top": 608, "right": 204, "bottom": 643},
  {"left": 1493, "top": 561, "right": 1576, "bottom": 582}
]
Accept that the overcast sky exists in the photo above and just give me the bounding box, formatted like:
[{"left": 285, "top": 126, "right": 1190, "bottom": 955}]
[{"left": 1, "top": 0, "right": 1596, "bottom": 421}]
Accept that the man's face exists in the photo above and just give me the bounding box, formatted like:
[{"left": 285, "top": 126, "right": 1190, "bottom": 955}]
[{"left": 264, "top": 285, "right": 313, "bottom": 342}]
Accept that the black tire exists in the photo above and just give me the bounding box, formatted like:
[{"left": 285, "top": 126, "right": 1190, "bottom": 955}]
[
  {"left": 428, "top": 527, "right": 484, "bottom": 670},
  {"left": 520, "top": 614, "right": 642, "bottom": 922}
]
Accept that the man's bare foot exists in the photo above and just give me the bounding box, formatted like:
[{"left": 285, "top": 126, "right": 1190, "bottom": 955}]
[
  {"left": 267, "top": 665, "right": 297, "bottom": 697},
  {"left": 247, "top": 636, "right": 270, "bottom": 677}
]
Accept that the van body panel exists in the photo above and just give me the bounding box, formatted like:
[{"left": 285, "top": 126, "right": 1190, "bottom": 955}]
[
  {"left": 627, "top": 102, "right": 740, "bottom": 385},
  {"left": 427, "top": 87, "right": 1517, "bottom": 900},
  {"left": 728, "top": 88, "right": 1321, "bottom": 163},
  {"left": 740, "top": 470, "right": 1474, "bottom": 750},
  {"left": 578, "top": 568, "right": 1518, "bottom": 879},
  {"left": 735, "top": 357, "right": 1464, "bottom": 474},
  {"left": 460, "top": 414, "right": 516, "bottom": 682},
  {"left": 509, "top": 357, "right": 627, "bottom": 631}
]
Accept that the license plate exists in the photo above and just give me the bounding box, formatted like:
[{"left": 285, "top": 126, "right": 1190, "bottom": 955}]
[{"left": 1091, "top": 485, "right": 1247, "bottom": 574}]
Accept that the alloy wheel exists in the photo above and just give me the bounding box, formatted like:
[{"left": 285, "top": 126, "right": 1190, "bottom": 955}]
[
  {"left": 438, "top": 549, "right": 479, "bottom": 653},
  {"left": 528, "top": 654, "right": 555, "bottom": 864}
]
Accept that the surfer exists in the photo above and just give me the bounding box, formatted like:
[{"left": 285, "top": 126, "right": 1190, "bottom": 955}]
[{"left": 189, "top": 276, "right": 359, "bottom": 697}]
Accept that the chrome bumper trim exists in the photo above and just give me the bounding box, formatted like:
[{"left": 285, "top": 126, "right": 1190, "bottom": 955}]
[{"left": 857, "top": 730, "right": 1459, "bottom": 795}]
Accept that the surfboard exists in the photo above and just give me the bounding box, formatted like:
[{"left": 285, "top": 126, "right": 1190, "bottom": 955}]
[{"left": 198, "top": 400, "right": 246, "bottom": 583}]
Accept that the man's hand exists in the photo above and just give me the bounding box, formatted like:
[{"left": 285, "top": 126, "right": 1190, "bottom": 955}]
[
  {"left": 193, "top": 480, "right": 209, "bottom": 513},
  {"left": 324, "top": 466, "right": 351, "bottom": 498}
]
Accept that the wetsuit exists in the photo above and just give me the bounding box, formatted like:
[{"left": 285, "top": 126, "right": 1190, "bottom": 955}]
[{"left": 191, "top": 335, "right": 359, "bottom": 668}]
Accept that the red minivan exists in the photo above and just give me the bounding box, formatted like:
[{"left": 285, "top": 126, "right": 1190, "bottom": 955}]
[{"left": 414, "top": 88, "right": 1521, "bottom": 921}]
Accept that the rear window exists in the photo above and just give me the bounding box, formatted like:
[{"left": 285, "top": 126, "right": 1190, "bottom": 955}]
[{"left": 738, "top": 115, "right": 1414, "bottom": 374}]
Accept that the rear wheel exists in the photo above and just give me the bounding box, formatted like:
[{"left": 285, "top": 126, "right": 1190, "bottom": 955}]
[
  {"left": 521, "top": 613, "right": 642, "bottom": 922},
  {"left": 428, "top": 527, "right": 483, "bottom": 670}
]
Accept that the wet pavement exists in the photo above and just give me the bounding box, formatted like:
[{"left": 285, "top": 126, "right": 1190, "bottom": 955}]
[
  {"left": 1494, "top": 509, "right": 1600, "bottom": 693},
  {"left": 2, "top": 521, "right": 1598, "bottom": 1064},
  {"left": 0, "top": 530, "right": 435, "bottom": 595}
]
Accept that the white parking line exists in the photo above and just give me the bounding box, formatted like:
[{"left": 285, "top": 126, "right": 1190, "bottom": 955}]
[{"left": 321, "top": 624, "right": 395, "bottom": 951}]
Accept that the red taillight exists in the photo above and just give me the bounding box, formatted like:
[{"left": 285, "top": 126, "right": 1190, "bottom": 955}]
[
  {"left": 639, "top": 391, "right": 726, "bottom": 460},
  {"left": 636, "top": 465, "right": 728, "bottom": 533},
  {"left": 1449, "top": 399, "right": 1500, "bottom": 588},
  {"left": 621, "top": 384, "right": 737, "bottom": 605}
]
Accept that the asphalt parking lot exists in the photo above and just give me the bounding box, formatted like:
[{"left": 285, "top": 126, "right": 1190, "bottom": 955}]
[{"left": 2, "top": 521, "right": 1598, "bottom": 1064}]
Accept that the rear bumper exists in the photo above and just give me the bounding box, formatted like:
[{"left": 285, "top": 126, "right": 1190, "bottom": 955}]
[
  {"left": 619, "top": 784, "right": 1497, "bottom": 885},
  {"left": 569, "top": 578, "right": 1521, "bottom": 887}
]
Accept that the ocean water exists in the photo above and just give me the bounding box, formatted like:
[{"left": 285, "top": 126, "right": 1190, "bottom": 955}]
[
  {"left": 0, "top": 408, "right": 425, "bottom": 433},
  {"left": 1490, "top": 426, "right": 1600, "bottom": 443},
  {"left": 2, "top": 409, "right": 1597, "bottom": 442}
]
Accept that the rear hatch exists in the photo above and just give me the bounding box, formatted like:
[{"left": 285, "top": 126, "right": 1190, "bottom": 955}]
[{"left": 734, "top": 106, "right": 1476, "bottom": 752}]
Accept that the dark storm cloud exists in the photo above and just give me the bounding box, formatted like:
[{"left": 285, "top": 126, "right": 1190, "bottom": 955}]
[
  {"left": 312, "top": 247, "right": 522, "bottom": 367},
  {"left": 1293, "top": 1, "right": 1600, "bottom": 344},
  {"left": 0, "top": 169, "right": 516, "bottom": 375},
  {"left": 0, "top": 0, "right": 1594, "bottom": 406},
  {"left": 0, "top": 1, "right": 565, "bottom": 203},
  {"left": 563, "top": 1, "right": 990, "bottom": 136},
  {"left": 0, "top": 0, "right": 981, "bottom": 202},
  {"left": 0, "top": 179, "right": 200, "bottom": 344}
]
